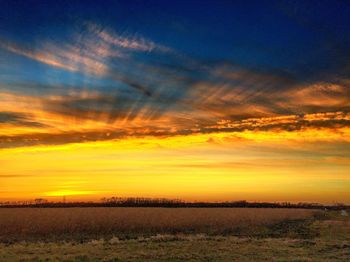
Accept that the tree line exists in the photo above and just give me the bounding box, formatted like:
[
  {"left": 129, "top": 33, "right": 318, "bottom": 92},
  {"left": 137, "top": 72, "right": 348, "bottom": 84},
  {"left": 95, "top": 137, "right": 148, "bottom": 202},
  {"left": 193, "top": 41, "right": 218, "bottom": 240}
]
[{"left": 0, "top": 197, "right": 348, "bottom": 210}]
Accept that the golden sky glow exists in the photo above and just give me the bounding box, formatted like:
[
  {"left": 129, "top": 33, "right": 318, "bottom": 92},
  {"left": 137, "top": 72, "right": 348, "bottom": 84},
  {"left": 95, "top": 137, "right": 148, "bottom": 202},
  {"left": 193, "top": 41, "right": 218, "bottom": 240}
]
[
  {"left": 1, "top": 83, "right": 350, "bottom": 203},
  {"left": 1, "top": 127, "right": 350, "bottom": 203}
]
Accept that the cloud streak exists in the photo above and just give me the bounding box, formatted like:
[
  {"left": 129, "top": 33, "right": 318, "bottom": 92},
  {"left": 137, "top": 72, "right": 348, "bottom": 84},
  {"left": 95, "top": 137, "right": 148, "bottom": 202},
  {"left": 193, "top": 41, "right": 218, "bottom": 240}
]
[
  {"left": 0, "top": 108, "right": 349, "bottom": 148},
  {"left": 0, "top": 112, "right": 47, "bottom": 128},
  {"left": 87, "top": 23, "right": 171, "bottom": 53}
]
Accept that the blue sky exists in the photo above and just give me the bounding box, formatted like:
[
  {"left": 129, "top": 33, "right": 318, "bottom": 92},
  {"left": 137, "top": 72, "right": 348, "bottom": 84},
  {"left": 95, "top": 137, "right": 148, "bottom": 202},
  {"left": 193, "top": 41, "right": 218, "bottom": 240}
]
[
  {"left": 0, "top": 0, "right": 349, "bottom": 147},
  {"left": 1, "top": 0, "right": 349, "bottom": 82}
]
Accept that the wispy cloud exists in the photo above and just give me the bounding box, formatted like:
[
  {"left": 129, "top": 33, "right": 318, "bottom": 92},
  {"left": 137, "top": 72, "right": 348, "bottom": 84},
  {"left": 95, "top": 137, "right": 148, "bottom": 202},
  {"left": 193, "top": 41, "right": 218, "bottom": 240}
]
[
  {"left": 0, "top": 22, "right": 177, "bottom": 98},
  {"left": 87, "top": 23, "right": 171, "bottom": 53},
  {"left": 0, "top": 21, "right": 349, "bottom": 148},
  {"left": 0, "top": 112, "right": 47, "bottom": 128},
  {"left": 209, "top": 112, "right": 350, "bottom": 132},
  {"left": 0, "top": 41, "right": 78, "bottom": 72}
]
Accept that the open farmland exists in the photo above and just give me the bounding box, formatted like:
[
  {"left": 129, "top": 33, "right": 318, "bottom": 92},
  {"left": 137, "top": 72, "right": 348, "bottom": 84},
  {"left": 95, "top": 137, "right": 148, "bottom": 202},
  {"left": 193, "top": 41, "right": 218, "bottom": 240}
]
[
  {"left": 0, "top": 208, "right": 315, "bottom": 241},
  {"left": 0, "top": 207, "right": 349, "bottom": 261}
]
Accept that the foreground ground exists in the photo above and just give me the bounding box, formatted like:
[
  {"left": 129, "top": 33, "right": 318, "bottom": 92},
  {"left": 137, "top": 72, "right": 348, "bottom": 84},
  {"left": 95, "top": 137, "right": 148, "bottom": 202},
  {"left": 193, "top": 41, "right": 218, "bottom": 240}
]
[
  {"left": 1, "top": 234, "right": 349, "bottom": 262},
  {"left": 0, "top": 208, "right": 349, "bottom": 261}
]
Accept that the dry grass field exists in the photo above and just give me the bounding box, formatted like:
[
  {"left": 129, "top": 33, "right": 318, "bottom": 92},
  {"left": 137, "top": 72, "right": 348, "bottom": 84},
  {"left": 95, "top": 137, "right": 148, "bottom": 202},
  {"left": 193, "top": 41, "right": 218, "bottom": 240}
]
[
  {"left": 0, "top": 208, "right": 349, "bottom": 261},
  {"left": 0, "top": 208, "right": 314, "bottom": 241}
]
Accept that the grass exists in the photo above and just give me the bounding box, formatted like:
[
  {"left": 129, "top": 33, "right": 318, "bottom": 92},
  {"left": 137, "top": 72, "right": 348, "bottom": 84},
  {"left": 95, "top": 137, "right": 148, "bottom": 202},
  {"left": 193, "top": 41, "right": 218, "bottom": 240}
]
[
  {"left": 0, "top": 208, "right": 349, "bottom": 261},
  {"left": 0, "top": 207, "right": 314, "bottom": 241},
  {"left": 1, "top": 235, "right": 349, "bottom": 262}
]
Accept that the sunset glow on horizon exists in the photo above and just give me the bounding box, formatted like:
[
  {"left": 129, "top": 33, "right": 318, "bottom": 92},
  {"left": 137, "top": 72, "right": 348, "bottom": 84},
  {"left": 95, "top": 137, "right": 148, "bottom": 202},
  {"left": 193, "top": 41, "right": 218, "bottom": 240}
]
[{"left": 1, "top": 1, "right": 349, "bottom": 204}]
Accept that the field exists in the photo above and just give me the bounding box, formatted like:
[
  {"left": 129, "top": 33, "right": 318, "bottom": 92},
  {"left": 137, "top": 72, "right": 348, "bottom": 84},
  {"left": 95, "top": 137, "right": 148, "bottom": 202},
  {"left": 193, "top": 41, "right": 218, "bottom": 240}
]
[{"left": 0, "top": 208, "right": 349, "bottom": 261}]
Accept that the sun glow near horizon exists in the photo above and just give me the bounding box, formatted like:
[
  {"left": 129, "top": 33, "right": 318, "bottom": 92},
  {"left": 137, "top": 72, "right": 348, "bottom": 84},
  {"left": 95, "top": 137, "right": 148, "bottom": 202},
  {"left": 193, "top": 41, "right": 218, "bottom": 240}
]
[{"left": 1, "top": 126, "right": 350, "bottom": 204}]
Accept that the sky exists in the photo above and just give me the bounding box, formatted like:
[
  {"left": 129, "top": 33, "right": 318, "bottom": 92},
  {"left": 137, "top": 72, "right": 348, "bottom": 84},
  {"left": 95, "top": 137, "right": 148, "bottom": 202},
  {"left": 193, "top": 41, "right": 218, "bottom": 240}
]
[{"left": 0, "top": 0, "right": 349, "bottom": 203}]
